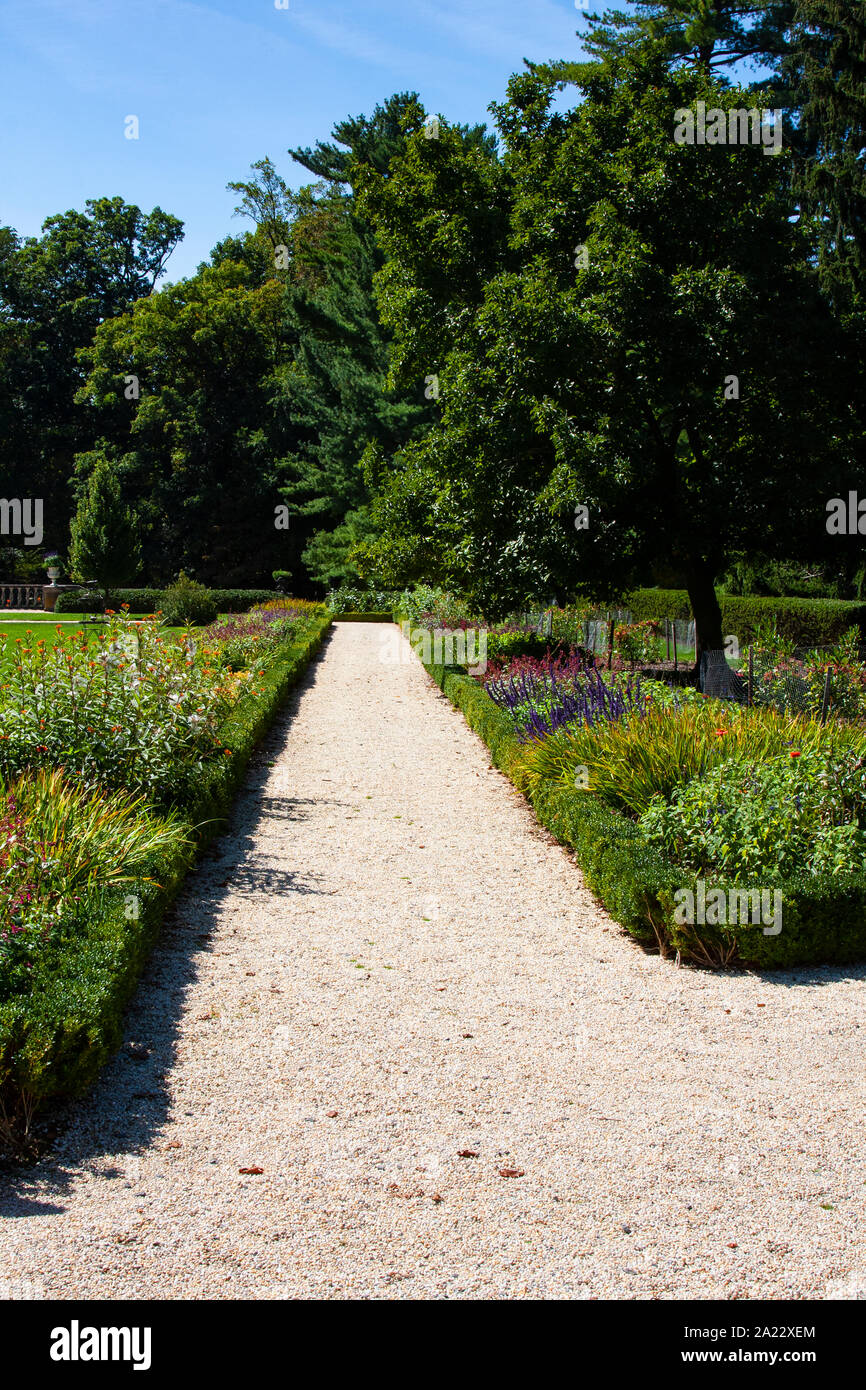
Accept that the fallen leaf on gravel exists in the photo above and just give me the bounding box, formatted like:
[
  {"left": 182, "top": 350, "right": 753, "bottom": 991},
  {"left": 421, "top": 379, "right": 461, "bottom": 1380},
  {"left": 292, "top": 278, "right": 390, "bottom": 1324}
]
[
  {"left": 458, "top": 1150, "right": 479, "bottom": 1158},
  {"left": 431, "top": 1194, "right": 443, "bottom": 1203},
  {"left": 239, "top": 1166, "right": 264, "bottom": 1175},
  {"left": 499, "top": 1168, "right": 525, "bottom": 1178},
  {"left": 757, "top": 1003, "right": 766, "bottom": 1008},
  {"left": 462, "top": 1033, "right": 474, "bottom": 1039},
  {"left": 727, "top": 1242, "right": 738, "bottom": 1248},
  {"left": 326, "top": 1111, "right": 338, "bottom": 1118},
  {"left": 165, "top": 1141, "right": 181, "bottom": 1150}
]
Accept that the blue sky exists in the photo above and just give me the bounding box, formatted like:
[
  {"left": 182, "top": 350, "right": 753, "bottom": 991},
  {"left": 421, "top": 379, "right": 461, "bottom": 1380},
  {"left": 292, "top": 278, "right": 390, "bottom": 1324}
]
[{"left": 0, "top": 0, "right": 592, "bottom": 283}]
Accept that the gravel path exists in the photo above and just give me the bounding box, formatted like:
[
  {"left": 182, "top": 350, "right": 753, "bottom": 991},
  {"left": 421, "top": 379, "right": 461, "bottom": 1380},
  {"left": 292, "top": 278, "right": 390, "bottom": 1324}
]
[{"left": 2, "top": 621, "right": 865, "bottom": 1300}]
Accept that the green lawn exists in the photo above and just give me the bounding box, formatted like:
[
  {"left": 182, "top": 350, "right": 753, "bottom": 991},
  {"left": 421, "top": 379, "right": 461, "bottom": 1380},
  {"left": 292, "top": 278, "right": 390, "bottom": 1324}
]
[{"left": 0, "top": 618, "right": 192, "bottom": 669}]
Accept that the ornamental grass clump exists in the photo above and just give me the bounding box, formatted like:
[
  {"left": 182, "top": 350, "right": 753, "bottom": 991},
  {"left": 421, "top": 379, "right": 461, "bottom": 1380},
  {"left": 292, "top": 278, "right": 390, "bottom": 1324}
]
[
  {"left": 0, "top": 610, "right": 244, "bottom": 804},
  {"left": 519, "top": 699, "right": 866, "bottom": 817},
  {"left": 0, "top": 769, "right": 186, "bottom": 984}
]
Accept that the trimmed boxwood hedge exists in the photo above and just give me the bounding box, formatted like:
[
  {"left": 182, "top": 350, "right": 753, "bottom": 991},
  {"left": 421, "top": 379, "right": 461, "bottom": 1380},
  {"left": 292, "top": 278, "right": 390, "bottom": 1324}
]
[
  {"left": 626, "top": 589, "right": 866, "bottom": 645},
  {"left": 0, "top": 610, "right": 332, "bottom": 1129},
  {"left": 418, "top": 651, "right": 866, "bottom": 970},
  {"left": 332, "top": 611, "right": 394, "bottom": 622},
  {"left": 54, "top": 588, "right": 284, "bottom": 616}
]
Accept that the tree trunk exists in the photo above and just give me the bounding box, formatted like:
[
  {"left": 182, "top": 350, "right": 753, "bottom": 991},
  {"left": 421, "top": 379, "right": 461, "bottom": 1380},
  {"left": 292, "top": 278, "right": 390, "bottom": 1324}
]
[
  {"left": 685, "top": 559, "right": 742, "bottom": 700},
  {"left": 685, "top": 559, "right": 724, "bottom": 665}
]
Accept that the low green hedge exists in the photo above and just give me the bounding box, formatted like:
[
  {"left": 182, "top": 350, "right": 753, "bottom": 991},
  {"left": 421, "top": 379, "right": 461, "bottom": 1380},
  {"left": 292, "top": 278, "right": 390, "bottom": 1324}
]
[
  {"left": 0, "top": 610, "right": 332, "bottom": 1128},
  {"left": 422, "top": 662, "right": 866, "bottom": 970},
  {"left": 332, "top": 611, "right": 394, "bottom": 623},
  {"left": 54, "top": 588, "right": 284, "bottom": 616},
  {"left": 627, "top": 590, "right": 866, "bottom": 645}
]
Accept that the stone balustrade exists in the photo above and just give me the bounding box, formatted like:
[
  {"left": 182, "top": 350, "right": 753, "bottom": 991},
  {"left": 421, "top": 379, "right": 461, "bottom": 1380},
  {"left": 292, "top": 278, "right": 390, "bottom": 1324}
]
[{"left": 0, "top": 582, "right": 45, "bottom": 611}]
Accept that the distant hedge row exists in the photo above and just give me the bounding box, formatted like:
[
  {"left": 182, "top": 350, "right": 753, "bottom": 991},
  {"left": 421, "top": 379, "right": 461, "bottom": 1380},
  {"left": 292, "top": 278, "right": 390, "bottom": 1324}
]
[
  {"left": 627, "top": 590, "right": 866, "bottom": 645},
  {"left": 54, "top": 587, "right": 284, "bottom": 615}
]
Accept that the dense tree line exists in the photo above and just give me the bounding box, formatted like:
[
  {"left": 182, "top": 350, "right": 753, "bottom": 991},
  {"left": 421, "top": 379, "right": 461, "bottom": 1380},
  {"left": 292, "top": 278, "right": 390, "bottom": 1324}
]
[{"left": 0, "top": 2, "right": 863, "bottom": 639}]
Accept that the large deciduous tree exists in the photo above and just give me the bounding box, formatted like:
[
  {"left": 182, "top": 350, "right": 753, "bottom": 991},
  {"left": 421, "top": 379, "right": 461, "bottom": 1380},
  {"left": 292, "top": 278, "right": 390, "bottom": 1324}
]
[
  {"left": 356, "top": 47, "right": 849, "bottom": 663},
  {"left": 0, "top": 198, "right": 182, "bottom": 545},
  {"left": 76, "top": 259, "right": 294, "bottom": 586}
]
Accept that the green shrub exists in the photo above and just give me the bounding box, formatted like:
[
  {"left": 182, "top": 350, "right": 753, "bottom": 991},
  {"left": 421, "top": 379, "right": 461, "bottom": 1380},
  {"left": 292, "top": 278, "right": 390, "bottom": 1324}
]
[
  {"left": 640, "top": 749, "right": 866, "bottom": 880},
  {"left": 331, "top": 611, "right": 395, "bottom": 622},
  {"left": 160, "top": 573, "right": 218, "bottom": 627},
  {"left": 326, "top": 585, "right": 402, "bottom": 614}
]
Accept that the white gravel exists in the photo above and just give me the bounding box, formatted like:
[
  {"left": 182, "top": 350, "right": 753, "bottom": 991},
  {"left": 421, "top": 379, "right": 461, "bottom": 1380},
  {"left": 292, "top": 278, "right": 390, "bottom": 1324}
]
[{"left": 1, "top": 621, "right": 865, "bottom": 1300}]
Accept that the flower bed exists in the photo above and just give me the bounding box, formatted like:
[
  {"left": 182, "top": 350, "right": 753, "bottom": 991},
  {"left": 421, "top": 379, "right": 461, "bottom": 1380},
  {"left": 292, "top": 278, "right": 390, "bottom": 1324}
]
[
  {"left": 414, "top": 638, "right": 866, "bottom": 971},
  {"left": 0, "top": 601, "right": 331, "bottom": 1142}
]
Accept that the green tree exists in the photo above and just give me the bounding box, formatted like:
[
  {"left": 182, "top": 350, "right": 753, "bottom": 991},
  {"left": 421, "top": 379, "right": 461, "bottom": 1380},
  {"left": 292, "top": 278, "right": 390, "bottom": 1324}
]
[
  {"left": 276, "top": 95, "right": 494, "bottom": 588},
  {"left": 582, "top": 1, "right": 795, "bottom": 76},
  {"left": 357, "top": 49, "right": 848, "bottom": 665},
  {"left": 77, "top": 258, "right": 295, "bottom": 586},
  {"left": 785, "top": 0, "right": 866, "bottom": 308},
  {"left": 0, "top": 198, "right": 182, "bottom": 546},
  {"left": 69, "top": 452, "right": 141, "bottom": 606}
]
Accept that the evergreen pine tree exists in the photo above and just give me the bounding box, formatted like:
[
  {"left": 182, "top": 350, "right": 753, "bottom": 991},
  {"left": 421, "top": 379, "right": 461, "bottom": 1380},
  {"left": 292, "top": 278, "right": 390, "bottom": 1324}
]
[
  {"left": 786, "top": 0, "right": 866, "bottom": 306},
  {"left": 69, "top": 452, "right": 141, "bottom": 607}
]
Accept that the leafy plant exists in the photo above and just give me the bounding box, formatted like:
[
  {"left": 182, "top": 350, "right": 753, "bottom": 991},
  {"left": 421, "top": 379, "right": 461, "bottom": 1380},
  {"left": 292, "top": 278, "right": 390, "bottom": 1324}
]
[
  {"left": 640, "top": 749, "right": 866, "bottom": 879},
  {"left": 0, "top": 611, "right": 242, "bottom": 805},
  {"left": 161, "top": 573, "right": 218, "bottom": 627},
  {"left": 519, "top": 699, "right": 866, "bottom": 817}
]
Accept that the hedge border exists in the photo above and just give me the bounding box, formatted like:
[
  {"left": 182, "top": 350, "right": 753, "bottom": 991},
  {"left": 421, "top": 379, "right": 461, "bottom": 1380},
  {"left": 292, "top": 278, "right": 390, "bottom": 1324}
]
[
  {"left": 54, "top": 588, "right": 285, "bottom": 616},
  {"left": 626, "top": 589, "right": 866, "bottom": 645},
  {"left": 332, "top": 612, "right": 393, "bottom": 622},
  {"left": 411, "top": 637, "right": 866, "bottom": 970},
  {"left": 0, "top": 610, "right": 332, "bottom": 1130}
]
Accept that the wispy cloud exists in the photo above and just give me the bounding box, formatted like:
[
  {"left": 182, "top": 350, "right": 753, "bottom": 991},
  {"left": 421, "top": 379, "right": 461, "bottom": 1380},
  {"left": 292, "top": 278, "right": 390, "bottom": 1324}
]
[{"left": 412, "top": 0, "right": 584, "bottom": 66}]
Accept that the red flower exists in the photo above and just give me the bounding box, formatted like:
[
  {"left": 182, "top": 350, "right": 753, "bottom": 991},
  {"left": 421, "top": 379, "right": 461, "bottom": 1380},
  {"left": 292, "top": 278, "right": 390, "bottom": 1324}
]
[{"left": 790, "top": 750, "right": 801, "bottom": 758}]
